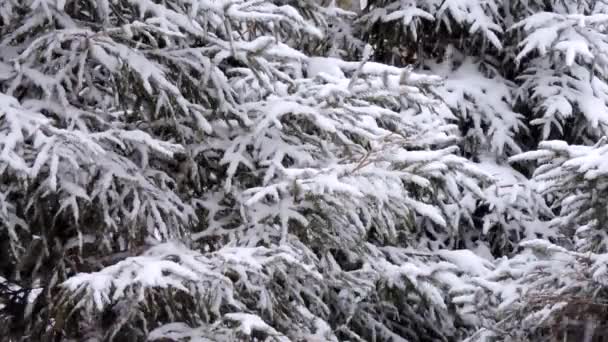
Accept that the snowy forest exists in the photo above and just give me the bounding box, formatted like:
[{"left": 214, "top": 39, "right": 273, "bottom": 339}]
[{"left": 3, "top": 0, "right": 608, "bottom": 341}]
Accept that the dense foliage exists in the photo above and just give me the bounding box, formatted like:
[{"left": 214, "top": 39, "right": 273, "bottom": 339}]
[{"left": 1, "top": 0, "right": 608, "bottom": 341}]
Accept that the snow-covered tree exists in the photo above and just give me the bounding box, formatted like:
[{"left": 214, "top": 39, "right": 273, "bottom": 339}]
[
  {"left": 465, "top": 239, "right": 608, "bottom": 342},
  {"left": 0, "top": 0, "right": 498, "bottom": 341},
  {"left": 513, "top": 7, "right": 608, "bottom": 144},
  {"left": 512, "top": 138, "right": 608, "bottom": 253},
  {"left": 5, "top": 0, "right": 608, "bottom": 340},
  {"left": 353, "top": 1, "right": 608, "bottom": 339},
  {"left": 355, "top": 0, "right": 553, "bottom": 258}
]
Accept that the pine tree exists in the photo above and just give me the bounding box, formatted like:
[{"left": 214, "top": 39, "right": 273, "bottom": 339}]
[
  {"left": 356, "top": 0, "right": 608, "bottom": 340},
  {"left": 5, "top": 0, "right": 608, "bottom": 341},
  {"left": 494, "top": 3, "right": 608, "bottom": 339},
  {"left": 0, "top": 0, "right": 495, "bottom": 341},
  {"left": 355, "top": 0, "right": 552, "bottom": 258}
]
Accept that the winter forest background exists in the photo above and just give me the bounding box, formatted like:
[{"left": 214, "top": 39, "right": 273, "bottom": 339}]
[{"left": 2, "top": 0, "right": 608, "bottom": 341}]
